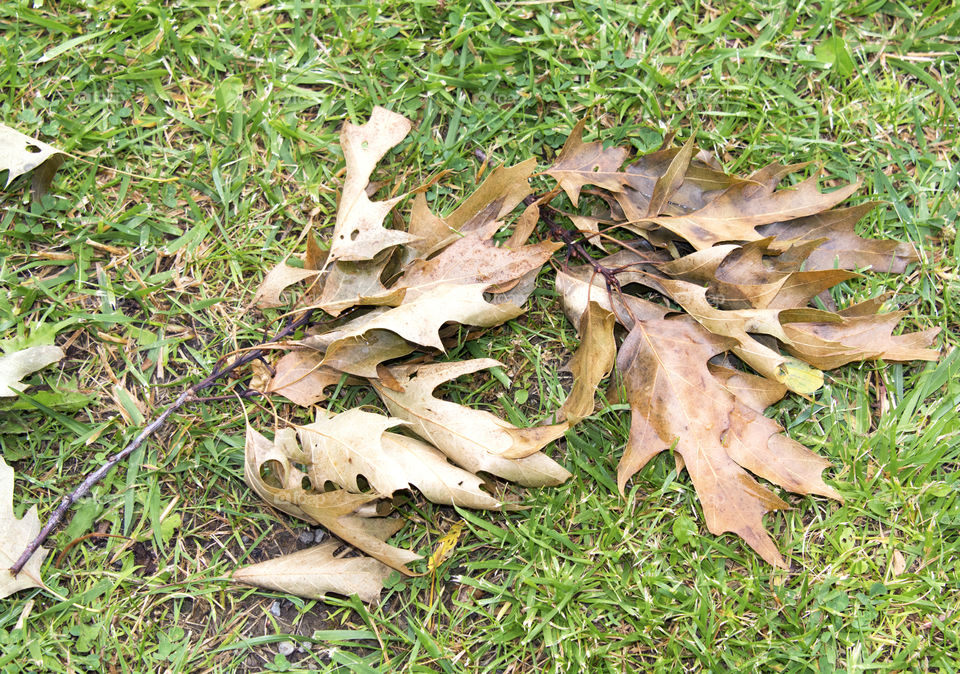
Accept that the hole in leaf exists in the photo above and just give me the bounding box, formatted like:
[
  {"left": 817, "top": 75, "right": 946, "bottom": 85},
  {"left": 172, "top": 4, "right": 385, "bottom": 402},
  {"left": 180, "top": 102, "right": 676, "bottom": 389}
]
[
  {"left": 260, "top": 460, "right": 285, "bottom": 489},
  {"left": 350, "top": 230, "right": 359, "bottom": 241},
  {"left": 355, "top": 474, "right": 371, "bottom": 491},
  {"left": 24, "top": 144, "right": 41, "bottom": 154}
]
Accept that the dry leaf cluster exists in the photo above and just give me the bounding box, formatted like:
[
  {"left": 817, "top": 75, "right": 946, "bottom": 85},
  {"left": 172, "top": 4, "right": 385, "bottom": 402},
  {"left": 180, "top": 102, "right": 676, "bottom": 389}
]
[
  {"left": 202, "top": 109, "right": 936, "bottom": 598},
  {"left": 235, "top": 108, "right": 939, "bottom": 600}
]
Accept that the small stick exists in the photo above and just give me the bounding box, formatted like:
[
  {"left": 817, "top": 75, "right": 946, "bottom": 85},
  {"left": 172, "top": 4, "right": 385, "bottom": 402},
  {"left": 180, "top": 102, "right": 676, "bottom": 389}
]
[{"left": 10, "top": 310, "right": 315, "bottom": 576}]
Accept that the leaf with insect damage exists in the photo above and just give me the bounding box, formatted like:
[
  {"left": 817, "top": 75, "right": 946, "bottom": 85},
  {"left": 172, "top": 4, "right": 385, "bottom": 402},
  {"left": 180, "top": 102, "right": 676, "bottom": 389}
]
[
  {"left": 0, "top": 123, "right": 66, "bottom": 200},
  {"left": 546, "top": 119, "right": 629, "bottom": 207},
  {"left": 328, "top": 106, "right": 417, "bottom": 261},
  {"left": 298, "top": 408, "right": 503, "bottom": 509},
  {"left": 244, "top": 425, "right": 420, "bottom": 574}
]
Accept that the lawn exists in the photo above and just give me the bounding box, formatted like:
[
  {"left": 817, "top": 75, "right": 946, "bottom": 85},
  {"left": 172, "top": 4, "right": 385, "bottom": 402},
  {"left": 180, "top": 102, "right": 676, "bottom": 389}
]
[{"left": 1, "top": 0, "right": 958, "bottom": 672}]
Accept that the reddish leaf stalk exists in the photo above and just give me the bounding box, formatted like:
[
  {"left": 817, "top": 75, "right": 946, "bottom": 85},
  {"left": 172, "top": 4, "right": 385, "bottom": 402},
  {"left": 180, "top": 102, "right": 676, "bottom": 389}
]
[
  {"left": 528, "top": 195, "right": 623, "bottom": 295},
  {"left": 10, "top": 310, "right": 316, "bottom": 576}
]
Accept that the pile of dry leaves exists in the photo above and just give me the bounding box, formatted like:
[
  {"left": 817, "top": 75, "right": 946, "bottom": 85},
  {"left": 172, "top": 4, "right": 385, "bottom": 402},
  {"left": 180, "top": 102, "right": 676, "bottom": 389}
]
[{"left": 232, "top": 108, "right": 938, "bottom": 600}]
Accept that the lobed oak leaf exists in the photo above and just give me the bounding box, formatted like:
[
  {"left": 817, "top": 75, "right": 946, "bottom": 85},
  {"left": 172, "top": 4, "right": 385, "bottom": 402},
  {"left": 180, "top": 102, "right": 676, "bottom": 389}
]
[
  {"left": 0, "top": 456, "right": 48, "bottom": 598},
  {"left": 329, "top": 106, "right": 417, "bottom": 261},
  {"left": 309, "top": 283, "right": 525, "bottom": 377},
  {"left": 782, "top": 312, "right": 941, "bottom": 369},
  {"left": 403, "top": 159, "right": 536, "bottom": 261},
  {"left": 232, "top": 540, "right": 394, "bottom": 604},
  {"left": 0, "top": 123, "right": 66, "bottom": 200},
  {"left": 642, "top": 165, "right": 861, "bottom": 250},
  {"left": 244, "top": 425, "right": 420, "bottom": 574},
  {"left": 546, "top": 119, "right": 629, "bottom": 206},
  {"left": 616, "top": 317, "right": 842, "bottom": 568},
  {"left": 651, "top": 277, "right": 829, "bottom": 394},
  {"left": 659, "top": 239, "right": 858, "bottom": 310},
  {"left": 372, "top": 359, "right": 571, "bottom": 486},
  {"left": 263, "top": 350, "right": 348, "bottom": 407},
  {"left": 611, "top": 141, "right": 745, "bottom": 221},
  {"left": 298, "top": 408, "right": 503, "bottom": 509},
  {"left": 759, "top": 202, "right": 919, "bottom": 272},
  {"left": 251, "top": 262, "right": 321, "bottom": 309},
  {"left": 395, "top": 230, "right": 562, "bottom": 303},
  {"left": 314, "top": 250, "right": 405, "bottom": 317}
]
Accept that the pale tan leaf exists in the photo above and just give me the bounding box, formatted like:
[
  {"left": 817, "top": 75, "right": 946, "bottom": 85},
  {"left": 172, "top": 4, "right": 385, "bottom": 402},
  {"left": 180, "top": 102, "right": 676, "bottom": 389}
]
[
  {"left": 265, "top": 351, "right": 346, "bottom": 406},
  {"left": 0, "top": 123, "right": 66, "bottom": 199},
  {"left": 372, "top": 360, "right": 570, "bottom": 485},
  {"left": 298, "top": 408, "right": 503, "bottom": 509},
  {"left": 0, "top": 345, "right": 64, "bottom": 398},
  {"left": 252, "top": 262, "right": 320, "bottom": 309},
  {"left": 232, "top": 540, "right": 394, "bottom": 603},
  {"left": 329, "top": 107, "right": 417, "bottom": 261},
  {"left": 0, "top": 456, "right": 48, "bottom": 598}
]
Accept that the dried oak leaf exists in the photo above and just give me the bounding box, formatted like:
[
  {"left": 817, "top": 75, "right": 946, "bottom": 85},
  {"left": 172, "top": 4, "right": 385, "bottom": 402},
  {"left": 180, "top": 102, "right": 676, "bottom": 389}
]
[
  {"left": 244, "top": 426, "right": 420, "bottom": 574},
  {"left": 1, "top": 456, "right": 48, "bottom": 598},
  {"left": 329, "top": 106, "right": 417, "bottom": 261},
  {"left": 642, "top": 164, "right": 861, "bottom": 250},
  {"left": 315, "top": 249, "right": 405, "bottom": 317},
  {"left": 232, "top": 539, "right": 395, "bottom": 604},
  {"left": 559, "top": 302, "right": 617, "bottom": 423},
  {"left": 395, "top": 222, "right": 562, "bottom": 302},
  {"left": 251, "top": 262, "right": 321, "bottom": 309},
  {"left": 546, "top": 119, "right": 630, "bottom": 206},
  {"left": 0, "top": 123, "right": 66, "bottom": 200},
  {"left": 263, "top": 350, "right": 347, "bottom": 407},
  {"left": 617, "top": 317, "right": 842, "bottom": 568},
  {"left": 651, "top": 277, "right": 830, "bottom": 394},
  {"left": 298, "top": 408, "right": 503, "bottom": 509},
  {"left": 404, "top": 159, "right": 536, "bottom": 261},
  {"left": 307, "top": 283, "right": 525, "bottom": 377},
  {"left": 659, "top": 239, "right": 857, "bottom": 310},
  {"left": 372, "top": 359, "right": 571, "bottom": 486},
  {"left": 616, "top": 145, "right": 746, "bottom": 221},
  {"left": 758, "top": 202, "right": 919, "bottom": 273},
  {"left": 555, "top": 262, "right": 669, "bottom": 330},
  {"left": 781, "top": 311, "right": 940, "bottom": 369}
]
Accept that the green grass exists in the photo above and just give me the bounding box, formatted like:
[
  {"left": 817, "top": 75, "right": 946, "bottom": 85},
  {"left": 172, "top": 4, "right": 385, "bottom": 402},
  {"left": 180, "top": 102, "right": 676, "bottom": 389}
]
[{"left": 1, "top": 0, "right": 959, "bottom": 671}]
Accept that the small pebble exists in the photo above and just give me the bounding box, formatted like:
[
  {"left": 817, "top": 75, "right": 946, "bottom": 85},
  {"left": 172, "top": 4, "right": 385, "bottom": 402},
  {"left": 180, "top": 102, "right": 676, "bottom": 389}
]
[
  {"left": 269, "top": 601, "right": 281, "bottom": 617},
  {"left": 298, "top": 530, "right": 314, "bottom": 544},
  {"left": 313, "top": 529, "right": 326, "bottom": 543},
  {"left": 278, "top": 641, "right": 295, "bottom": 657}
]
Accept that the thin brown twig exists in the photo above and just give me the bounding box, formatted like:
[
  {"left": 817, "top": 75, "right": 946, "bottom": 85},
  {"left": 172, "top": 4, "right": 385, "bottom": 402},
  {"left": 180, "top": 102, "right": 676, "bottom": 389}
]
[{"left": 10, "top": 309, "right": 316, "bottom": 576}]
